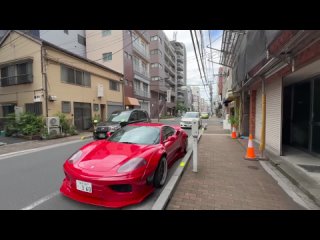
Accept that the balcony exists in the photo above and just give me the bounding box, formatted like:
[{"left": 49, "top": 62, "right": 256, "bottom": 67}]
[
  {"left": 133, "top": 65, "right": 149, "bottom": 78},
  {"left": 177, "top": 63, "right": 183, "bottom": 71},
  {"left": 177, "top": 95, "right": 184, "bottom": 101},
  {"left": 177, "top": 79, "right": 184, "bottom": 86},
  {"left": 176, "top": 46, "right": 183, "bottom": 54},
  {"left": 177, "top": 55, "right": 183, "bottom": 63},
  {"left": 132, "top": 41, "right": 150, "bottom": 60},
  {"left": 177, "top": 71, "right": 183, "bottom": 79},
  {"left": 177, "top": 87, "right": 185, "bottom": 93},
  {"left": 134, "top": 88, "right": 150, "bottom": 98},
  {"left": 165, "top": 77, "right": 175, "bottom": 86}
]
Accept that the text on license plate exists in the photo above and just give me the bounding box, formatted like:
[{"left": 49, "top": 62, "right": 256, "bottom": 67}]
[{"left": 76, "top": 180, "right": 92, "bottom": 193}]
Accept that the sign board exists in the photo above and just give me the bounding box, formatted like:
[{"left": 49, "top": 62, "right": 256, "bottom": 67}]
[
  {"left": 166, "top": 89, "right": 171, "bottom": 102},
  {"left": 97, "top": 84, "right": 104, "bottom": 98}
]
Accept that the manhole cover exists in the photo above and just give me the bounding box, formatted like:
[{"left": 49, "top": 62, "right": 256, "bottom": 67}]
[
  {"left": 247, "top": 166, "right": 259, "bottom": 170},
  {"left": 298, "top": 164, "right": 320, "bottom": 173}
]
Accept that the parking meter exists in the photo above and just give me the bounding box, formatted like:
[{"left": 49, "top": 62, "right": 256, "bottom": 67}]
[{"left": 191, "top": 119, "right": 199, "bottom": 137}]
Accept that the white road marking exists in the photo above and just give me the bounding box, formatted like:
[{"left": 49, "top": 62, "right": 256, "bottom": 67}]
[
  {"left": 259, "top": 161, "right": 320, "bottom": 210},
  {"left": 0, "top": 139, "right": 91, "bottom": 160},
  {"left": 21, "top": 191, "right": 60, "bottom": 210}
]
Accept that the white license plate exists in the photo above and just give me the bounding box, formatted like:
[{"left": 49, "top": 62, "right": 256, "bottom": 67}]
[
  {"left": 98, "top": 133, "right": 106, "bottom": 138},
  {"left": 76, "top": 180, "right": 92, "bottom": 193}
]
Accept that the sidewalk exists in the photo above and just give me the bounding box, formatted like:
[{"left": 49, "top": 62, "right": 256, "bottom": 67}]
[
  {"left": 166, "top": 118, "right": 304, "bottom": 210},
  {"left": 0, "top": 132, "right": 93, "bottom": 156}
]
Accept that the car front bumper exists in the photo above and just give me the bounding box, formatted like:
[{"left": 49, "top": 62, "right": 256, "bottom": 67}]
[{"left": 60, "top": 170, "right": 154, "bottom": 208}]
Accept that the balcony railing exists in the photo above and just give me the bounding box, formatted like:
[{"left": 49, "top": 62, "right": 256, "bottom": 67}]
[
  {"left": 134, "top": 88, "right": 150, "bottom": 98},
  {"left": 133, "top": 65, "right": 149, "bottom": 78},
  {"left": 177, "top": 63, "right": 183, "bottom": 70},
  {"left": 133, "top": 41, "right": 150, "bottom": 59},
  {"left": 177, "top": 71, "right": 183, "bottom": 78}
]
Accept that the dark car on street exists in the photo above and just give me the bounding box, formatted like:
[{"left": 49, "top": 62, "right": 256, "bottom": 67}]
[{"left": 93, "top": 109, "right": 151, "bottom": 139}]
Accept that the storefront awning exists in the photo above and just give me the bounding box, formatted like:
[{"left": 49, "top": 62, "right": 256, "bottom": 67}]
[{"left": 125, "top": 97, "right": 140, "bottom": 106}]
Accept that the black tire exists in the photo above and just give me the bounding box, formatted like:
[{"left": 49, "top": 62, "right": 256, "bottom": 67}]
[
  {"left": 153, "top": 156, "right": 168, "bottom": 188},
  {"left": 183, "top": 138, "right": 188, "bottom": 153}
]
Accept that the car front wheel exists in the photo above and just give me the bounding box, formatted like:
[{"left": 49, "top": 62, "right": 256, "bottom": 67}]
[{"left": 153, "top": 156, "right": 168, "bottom": 188}]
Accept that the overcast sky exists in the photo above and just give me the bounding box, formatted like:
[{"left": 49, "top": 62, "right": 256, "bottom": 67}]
[{"left": 164, "top": 30, "right": 223, "bottom": 103}]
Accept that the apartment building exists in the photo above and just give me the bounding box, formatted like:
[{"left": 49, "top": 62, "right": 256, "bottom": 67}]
[
  {"left": 85, "top": 30, "right": 151, "bottom": 115},
  {"left": 191, "top": 87, "right": 200, "bottom": 111},
  {"left": 171, "top": 41, "right": 187, "bottom": 107},
  {"left": 0, "top": 31, "right": 123, "bottom": 131},
  {"left": 149, "top": 30, "right": 177, "bottom": 118}
]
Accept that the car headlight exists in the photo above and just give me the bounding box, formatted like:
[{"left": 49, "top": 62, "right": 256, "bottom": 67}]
[
  {"left": 68, "top": 150, "right": 83, "bottom": 163},
  {"left": 117, "top": 157, "right": 147, "bottom": 173}
]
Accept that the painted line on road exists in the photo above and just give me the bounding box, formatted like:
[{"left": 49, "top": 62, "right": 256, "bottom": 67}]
[
  {"left": 0, "top": 139, "right": 92, "bottom": 160},
  {"left": 21, "top": 191, "right": 60, "bottom": 210}
]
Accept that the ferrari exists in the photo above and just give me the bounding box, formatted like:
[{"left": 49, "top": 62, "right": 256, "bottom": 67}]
[{"left": 60, "top": 122, "right": 188, "bottom": 208}]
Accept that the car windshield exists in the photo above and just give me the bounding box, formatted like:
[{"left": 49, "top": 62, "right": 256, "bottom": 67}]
[
  {"left": 183, "top": 112, "right": 199, "bottom": 118},
  {"left": 107, "top": 111, "right": 131, "bottom": 123},
  {"left": 108, "top": 125, "right": 160, "bottom": 145}
]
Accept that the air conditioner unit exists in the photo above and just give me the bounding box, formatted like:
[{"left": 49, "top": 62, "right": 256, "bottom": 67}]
[
  {"left": 46, "top": 117, "right": 60, "bottom": 127},
  {"left": 48, "top": 127, "right": 61, "bottom": 136},
  {"left": 49, "top": 95, "right": 57, "bottom": 101}
]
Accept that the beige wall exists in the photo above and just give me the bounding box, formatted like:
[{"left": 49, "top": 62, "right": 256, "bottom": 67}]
[
  {"left": 85, "top": 30, "right": 124, "bottom": 74},
  {"left": 45, "top": 47, "right": 123, "bottom": 121},
  {"left": 0, "top": 31, "right": 123, "bottom": 126},
  {"left": 0, "top": 31, "right": 43, "bottom": 111}
]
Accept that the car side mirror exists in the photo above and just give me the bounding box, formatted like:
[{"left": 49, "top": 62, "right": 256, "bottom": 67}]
[
  {"left": 167, "top": 135, "right": 175, "bottom": 142},
  {"left": 120, "top": 121, "right": 128, "bottom": 127},
  {"left": 176, "top": 130, "right": 180, "bottom": 136}
]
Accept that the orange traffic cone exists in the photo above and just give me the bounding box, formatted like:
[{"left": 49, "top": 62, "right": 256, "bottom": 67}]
[
  {"left": 245, "top": 134, "right": 256, "bottom": 160},
  {"left": 231, "top": 126, "right": 237, "bottom": 139}
]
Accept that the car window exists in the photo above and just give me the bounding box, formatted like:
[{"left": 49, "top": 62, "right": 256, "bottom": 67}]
[
  {"left": 108, "top": 125, "right": 160, "bottom": 145},
  {"left": 138, "top": 111, "right": 147, "bottom": 121},
  {"left": 108, "top": 111, "right": 131, "bottom": 123},
  {"left": 162, "top": 126, "right": 175, "bottom": 141},
  {"left": 183, "top": 112, "right": 199, "bottom": 118},
  {"left": 129, "top": 111, "right": 139, "bottom": 122}
]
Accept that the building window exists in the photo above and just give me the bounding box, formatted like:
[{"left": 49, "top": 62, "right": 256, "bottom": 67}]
[
  {"left": 109, "top": 80, "right": 120, "bottom": 91},
  {"left": 61, "top": 64, "right": 91, "bottom": 87},
  {"left": 93, "top": 104, "right": 99, "bottom": 112},
  {"left": 151, "top": 35, "right": 160, "bottom": 42},
  {"left": 102, "top": 52, "right": 112, "bottom": 62},
  {"left": 102, "top": 30, "right": 111, "bottom": 37},
  {"left": 62, "top": 101, "right": 71, "bottom": 113},
  {"left": 0, "top": 61, "right": 33, "bottom": 87},
  {"left": 151, "top": 63, "right": 162, "bottom": 69},
  {"left": 25, "top": 102, "right": 42, "bottom": 116},
  {"left": 77, "top": 34, "right": 86, "bottom": 46},
  {"left": 151, "top": 77, "right": 160, "bottom": 81},
  {"left": 64, "top": 30, "right": 69, "bottom": 34},
  {"left": 150, "top": 49, "right": 162, "bottom": 55}
]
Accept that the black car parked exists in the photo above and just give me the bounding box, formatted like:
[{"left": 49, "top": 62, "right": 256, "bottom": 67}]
[{"left": 93, "top": 109, "right": 151, "bottom": 139}]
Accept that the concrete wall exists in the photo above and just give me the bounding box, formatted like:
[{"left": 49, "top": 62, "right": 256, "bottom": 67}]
[
  {"left": 40, "top": 30, "right": 86, "bottom": 57},
  {"left": 86, "top": 30, "right": 124, "bottom": 74}
]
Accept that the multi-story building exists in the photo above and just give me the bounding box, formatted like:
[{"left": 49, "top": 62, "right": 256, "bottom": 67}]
[
  {"left": 85, "top": 30, "right": 151, "bottom": 114},
  {"left": 191, "top": 87, "right": 200, "bottom": 111},
  {"left": 0, "top": 30, "right": 123, "bottom": 131},
  {"left": 186, "top": 86, "right": 193, "bottom": 111},
  {"left": 220, "top": 30, "right": 320, "bottom": 157},
  {"left": 0, "top": 30, "right": 87, "bottom": 57},
  {"left": 149, "top": 30, "right": 177, "bottom": 118},
  {"left": 171, "top": 41, "right": 187, "bottom": 107}
]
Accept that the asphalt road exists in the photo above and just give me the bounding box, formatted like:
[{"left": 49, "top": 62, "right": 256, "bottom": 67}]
[{"left": 0, "top": 119, "right": 195, "bottom": 210}]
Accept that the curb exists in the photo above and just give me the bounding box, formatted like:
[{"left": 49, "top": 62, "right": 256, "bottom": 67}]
[{"left": 151, "top": 128, "right": 204, "bottom": 210}]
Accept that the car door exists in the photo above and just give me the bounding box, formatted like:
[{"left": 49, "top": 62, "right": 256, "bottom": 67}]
[
  {"left": 162, "top": 126, "right": 178, "bottom": 164},
  {"left": 138, "top": 110, "right": 147, "bottom": 123}
]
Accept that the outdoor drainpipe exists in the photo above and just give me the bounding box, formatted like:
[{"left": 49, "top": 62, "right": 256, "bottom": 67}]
[{"left": 259, "top": 77, "right": 266, "bottom": 158}]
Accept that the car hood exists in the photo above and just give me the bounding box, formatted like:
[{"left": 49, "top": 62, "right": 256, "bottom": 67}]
[
  {"left": 96, "top": 122, "right": 120, "bottom": 128},
  {"left": 181, "top": 118, "right": 199, "bottom": 122},
  {"left": 74, "top": 140, "right": 155, "bottom": 173}
]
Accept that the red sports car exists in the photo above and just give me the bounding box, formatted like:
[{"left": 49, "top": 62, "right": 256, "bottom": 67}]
[{"left": 60, "top": 122, "right": 188, "bottom": 208}]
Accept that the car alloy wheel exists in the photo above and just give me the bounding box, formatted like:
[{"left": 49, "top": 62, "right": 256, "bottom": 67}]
[{"left": 153, "top": 157, "right": 168, "bottom": 188}]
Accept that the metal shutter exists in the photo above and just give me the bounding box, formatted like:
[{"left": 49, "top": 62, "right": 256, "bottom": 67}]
[
  {"left": 266, "top": 78, "right": 282, "bottom": 155},
  {"left": 107, "top": 104, "right": 123, "bottom": 118}
]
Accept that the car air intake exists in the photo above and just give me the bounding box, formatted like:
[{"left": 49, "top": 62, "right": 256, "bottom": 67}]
[{"left": 109, "top": 184, "right": 132, "bottom": 192}]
